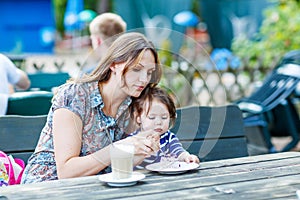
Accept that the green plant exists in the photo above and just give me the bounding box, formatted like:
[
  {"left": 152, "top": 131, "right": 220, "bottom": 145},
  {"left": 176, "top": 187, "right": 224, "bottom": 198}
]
[
  {"left": 52, "top": 0, "right": 68, "bottom": 38},
  {"left": 231, "top": 0, "right": 300, "bottom": 69},
  {"left": 52, "top": 0, "right": 99, "bottom": 38}
]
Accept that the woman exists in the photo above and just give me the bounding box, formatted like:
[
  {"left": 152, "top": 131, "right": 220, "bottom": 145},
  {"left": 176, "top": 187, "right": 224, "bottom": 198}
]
[{"left": 21, "top": 32, "right": 162, "bottom": 183}]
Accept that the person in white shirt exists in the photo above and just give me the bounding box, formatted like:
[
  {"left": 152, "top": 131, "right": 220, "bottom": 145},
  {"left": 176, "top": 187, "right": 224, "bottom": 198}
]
[{"left": 0, "top": 54, "right": 30, "bottom": 115}]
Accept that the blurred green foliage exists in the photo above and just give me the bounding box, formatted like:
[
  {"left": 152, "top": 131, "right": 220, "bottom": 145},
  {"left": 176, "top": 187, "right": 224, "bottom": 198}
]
[
  {"left": 52, "top": 0, "right": 67, "bottom": 38},
  {"left": 52, "top": 0, "right": 98, "bottom": 38},
  {"left": 231, "top": 0, "right": 300, "bottom": 69}
]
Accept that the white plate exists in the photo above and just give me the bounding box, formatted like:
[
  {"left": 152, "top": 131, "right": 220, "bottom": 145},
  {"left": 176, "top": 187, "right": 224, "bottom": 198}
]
[
  {"left": 98, "top": 171, "right": 145, "bottom": 187},
  {"left": 146, "top": 162, "right": 199, "bottom": 175}
]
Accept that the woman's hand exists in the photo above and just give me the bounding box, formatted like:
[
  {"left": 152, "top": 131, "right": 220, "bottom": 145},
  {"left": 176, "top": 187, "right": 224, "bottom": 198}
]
[
  {"left": 118, "top": 129, "right": 160, "bottom": 165},
  {"left": 135, "top": 129, "right": 160, "bottom": 154}
]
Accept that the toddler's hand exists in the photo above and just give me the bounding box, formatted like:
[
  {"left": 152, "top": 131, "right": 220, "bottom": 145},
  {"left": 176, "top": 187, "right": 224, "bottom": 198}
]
[
  {"left": 184, "top": 154, "right": 200, "bottom": 164},
  {"left": 179, "top": 152, "right": 200, "bottom": 163}
]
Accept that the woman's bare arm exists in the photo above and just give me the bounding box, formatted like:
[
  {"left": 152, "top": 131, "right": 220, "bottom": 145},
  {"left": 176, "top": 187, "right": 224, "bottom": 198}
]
[{"left": 53, "top": 108, "right": 111, "bottom": 179}]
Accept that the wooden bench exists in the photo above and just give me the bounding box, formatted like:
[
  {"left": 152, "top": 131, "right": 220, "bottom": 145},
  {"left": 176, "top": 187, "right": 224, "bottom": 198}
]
[
  {"left": 171, "top": 105, "right": 249, "bottom": 161},
  {"left": 1, "top": 105, "right": 248, "bottom": 164},
  {"left": 0, "top": 115, "right": 47, "bottom": 163}
]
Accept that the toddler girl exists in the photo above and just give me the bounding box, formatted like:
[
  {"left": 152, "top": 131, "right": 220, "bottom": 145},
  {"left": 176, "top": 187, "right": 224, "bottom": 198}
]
[{"left": 130, "top": 87, "right": 199, "bottom": 167}]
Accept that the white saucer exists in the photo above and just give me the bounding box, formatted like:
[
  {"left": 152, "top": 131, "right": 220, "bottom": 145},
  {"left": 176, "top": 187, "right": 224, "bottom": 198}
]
[
  {"left": 146, "top": 162, "right": 199, "bottom": 175},
  {"left": 98, "top": 172, "right": 145, "bottom": 187}
]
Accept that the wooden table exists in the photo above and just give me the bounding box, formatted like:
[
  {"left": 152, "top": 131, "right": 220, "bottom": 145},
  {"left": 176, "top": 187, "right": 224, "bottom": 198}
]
[{"left": 1, "top": 152, "right": 300, "bottom": 199}]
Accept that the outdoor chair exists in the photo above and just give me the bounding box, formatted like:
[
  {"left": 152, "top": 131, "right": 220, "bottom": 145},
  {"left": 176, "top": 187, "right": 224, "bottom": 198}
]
[
  {"left": 6, "top": 91, "right": 53, "bottom": 116},
  {"left": 171, "top": 105, "right": 248, "bottom": 161},
  {"left": 0, "top": 115, "right": 47, "bottom": 163},
  {"left": 236, "top": 51, "right": 300, "bottom": 153},
  {"left": 28, "top": 72, "right": 70, "bottom": 92},
  {"left": 278, "top": 49, "right": 300, "bottom": 104}
]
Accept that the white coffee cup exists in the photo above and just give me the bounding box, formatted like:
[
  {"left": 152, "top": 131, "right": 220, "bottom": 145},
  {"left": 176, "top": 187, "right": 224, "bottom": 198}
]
[{"left": 110, "top": 144, "right": 134, "bottom": 179}]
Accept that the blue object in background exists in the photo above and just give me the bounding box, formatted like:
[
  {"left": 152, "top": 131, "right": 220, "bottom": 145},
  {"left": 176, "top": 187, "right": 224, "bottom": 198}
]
[
  {"left": 0, "top": 0, "right": 55, "bottom": 53},
  {"left": 78, "top": 9, "right": 97, "bottom": 30},
  {"left": 39, "top": 27, "right": 55, "bottom": 47},
  {"left": 173, "top": 11, "right": 199, "bottom": 27},
  {"left": 210, "top": 48, "right": 241, "bottom": 70},
  {"left": 78, "top": 10, "right": 97, "bottom": 23},
  {"left": 64, "top": 0, "right": 84, "bottom": 32}
]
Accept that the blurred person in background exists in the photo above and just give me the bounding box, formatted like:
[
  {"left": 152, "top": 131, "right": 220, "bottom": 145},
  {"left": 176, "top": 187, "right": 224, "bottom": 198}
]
[
  {"left": 82, "top": 12, "right": 127, "bottom": 74},
  {"left": 0, "top": 54, "right": 30, "bottom": 115}
]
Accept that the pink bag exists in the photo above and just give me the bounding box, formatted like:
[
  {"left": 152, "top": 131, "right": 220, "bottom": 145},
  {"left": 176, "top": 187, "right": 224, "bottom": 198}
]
[{"left": 0, "top": 151, "right": 25, "bottom": 185}]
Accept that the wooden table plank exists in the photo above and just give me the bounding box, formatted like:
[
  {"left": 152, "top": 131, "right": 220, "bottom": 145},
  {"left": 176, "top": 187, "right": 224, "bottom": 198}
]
[
  {"left": 198, "top": 151, "right": 300, "bottom": 170},
  {"left": 2, "top": 164, "right": 300, "bottom": 200},
  {"left": 128, "top": 174, "right": 300, "bottom": 200},
  {"left": 0, "top": 152, "right": 299, "bottom": 200}
]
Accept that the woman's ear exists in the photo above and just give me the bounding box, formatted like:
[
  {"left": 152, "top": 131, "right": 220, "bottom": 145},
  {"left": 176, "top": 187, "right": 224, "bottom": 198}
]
[
  {"left": 109, "top": 63, "right": 116, "bottom": 72},
  {"left": 97, "top": 37, "right": 102, "bottom": 46},
  {"left": 136, "top": 116, "right": 141, "bottom": 124}
]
